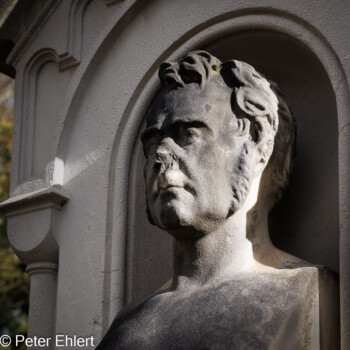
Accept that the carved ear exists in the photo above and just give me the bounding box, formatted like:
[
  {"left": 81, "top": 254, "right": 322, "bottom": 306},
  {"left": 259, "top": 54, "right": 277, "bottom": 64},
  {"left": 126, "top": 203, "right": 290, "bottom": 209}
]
[
  {"left": 254, "top": 134, "right": 275, "bottom": 175},
  {"left": 235, "top": 87, "right": 277, "bottom": 138}
]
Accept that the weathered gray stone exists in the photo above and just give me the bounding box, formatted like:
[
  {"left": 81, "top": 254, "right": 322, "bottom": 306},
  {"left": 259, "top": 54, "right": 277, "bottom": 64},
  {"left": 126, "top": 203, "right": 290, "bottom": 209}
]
[
  {"left": 98, "top": 268, "right": 338, "bottom": 350},
  {"left": 97, "top": 51, "right": 339, "bottom": 349},
  {"left": 2, "top": 1, "right": 348, "bottom": 346}
]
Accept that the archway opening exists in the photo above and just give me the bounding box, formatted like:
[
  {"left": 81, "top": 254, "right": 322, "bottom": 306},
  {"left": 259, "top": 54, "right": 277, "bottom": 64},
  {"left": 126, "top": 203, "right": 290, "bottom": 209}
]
[{"left": 128, "top": 30, "right": 338, "bottom": 304}]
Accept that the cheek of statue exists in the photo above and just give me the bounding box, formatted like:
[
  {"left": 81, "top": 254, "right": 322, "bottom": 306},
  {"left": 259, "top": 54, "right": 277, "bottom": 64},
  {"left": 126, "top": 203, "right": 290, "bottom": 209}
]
[{"left": 144, "top": 129, "right": 241, "bottom": 237}]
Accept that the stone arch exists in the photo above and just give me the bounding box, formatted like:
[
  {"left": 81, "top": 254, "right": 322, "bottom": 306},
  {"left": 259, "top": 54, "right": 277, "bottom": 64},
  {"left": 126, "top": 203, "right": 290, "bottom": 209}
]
[
  {"left": 54, "top": 5, "right": 350, "bottom": 344},
  {"left": 105, "top": 10, "right": 350, "bottom": 340}
]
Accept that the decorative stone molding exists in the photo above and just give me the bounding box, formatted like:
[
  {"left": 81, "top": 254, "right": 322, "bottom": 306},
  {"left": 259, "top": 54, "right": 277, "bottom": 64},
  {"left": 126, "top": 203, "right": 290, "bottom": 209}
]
[
  {"left": 13, "top": 0, "right": 99, "bottom": 186},
  {"left": 6, "top": 0, "right": 60, "bottom": 67},
  {"left": 0, "top": 184, "right": 69, "bottom": 264},
  {"left": 2, "top": 184, "right": 69, "bottom": 216},
  {"left": 57, "top": 0, "right": 93, "bottom": 71},
  {"left": 26, "top": 262, "right": 58, "bottom": 276},
  {"left": 19, "top": 49, "right": 61, "bottom": 183},
  {"left": 8, "top": 0, "right": 92, "bottom": 71},
  {"left": 0, "top": 186, "right": 68, "bottom": 343},
  {"left": 12, "top": 0, "right": 135, "bottom": 188},
  {"left": 13, "top": 157, "right": 64, "bottom": 197}
]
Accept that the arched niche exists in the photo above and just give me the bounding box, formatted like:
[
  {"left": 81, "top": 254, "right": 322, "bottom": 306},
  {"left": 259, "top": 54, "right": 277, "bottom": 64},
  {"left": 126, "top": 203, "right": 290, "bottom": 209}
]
[
  {"left": 127, "top": 30, "right": 339, "bottom": 305},
  {"left": 205, "top": 30, "right": 339, "bottom": 271}
]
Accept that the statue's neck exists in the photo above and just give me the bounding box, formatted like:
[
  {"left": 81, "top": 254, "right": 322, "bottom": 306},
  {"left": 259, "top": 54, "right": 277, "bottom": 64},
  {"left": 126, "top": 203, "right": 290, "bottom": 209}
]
[
  {"left": 169, "top": 174, "right": 304, "bottom": 291},
  {"left": 171, "top": 210, "right": 259, "bottom": 290}
]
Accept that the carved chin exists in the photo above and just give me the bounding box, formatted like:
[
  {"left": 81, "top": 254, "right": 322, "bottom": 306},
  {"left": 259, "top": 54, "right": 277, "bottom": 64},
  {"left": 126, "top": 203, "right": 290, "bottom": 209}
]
[{"left": 150, "top": 202, "right": 183, "bottom": 230}]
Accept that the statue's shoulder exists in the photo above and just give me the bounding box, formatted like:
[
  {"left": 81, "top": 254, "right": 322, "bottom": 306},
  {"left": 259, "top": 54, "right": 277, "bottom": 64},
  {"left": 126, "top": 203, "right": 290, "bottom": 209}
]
[
  {"left": 275, "top": 264, "right": 339, "bottom": 296},
  {"left": 96, "top": 267, "right": 339, "bottom": 350}
]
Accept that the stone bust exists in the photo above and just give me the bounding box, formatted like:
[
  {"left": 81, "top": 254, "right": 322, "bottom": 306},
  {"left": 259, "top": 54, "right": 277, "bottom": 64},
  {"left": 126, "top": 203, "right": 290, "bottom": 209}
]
[{"left": 97, "top": 51, "right": 339, "bottom": 349}]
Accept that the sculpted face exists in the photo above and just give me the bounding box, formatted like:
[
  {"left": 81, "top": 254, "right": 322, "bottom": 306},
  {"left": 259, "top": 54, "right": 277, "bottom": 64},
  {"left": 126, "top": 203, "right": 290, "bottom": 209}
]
[{"left": 142, "top": 77, "right": 252, "bottom": 239}]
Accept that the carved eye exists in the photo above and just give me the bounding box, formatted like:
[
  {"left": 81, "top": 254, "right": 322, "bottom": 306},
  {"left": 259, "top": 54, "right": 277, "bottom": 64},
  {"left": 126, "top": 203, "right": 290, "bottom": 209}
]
[
  {"left": 173, "top": 121, "right": 208, "bottom": 147},
  {"left": 175, "top": 123, "right": 200, "bottom": 146},
  {"left": 143, "top": 134, "right": 161, "bottom": 157},
  {"left": 185, "top": 127, "right": 199, "bottom": 139}
]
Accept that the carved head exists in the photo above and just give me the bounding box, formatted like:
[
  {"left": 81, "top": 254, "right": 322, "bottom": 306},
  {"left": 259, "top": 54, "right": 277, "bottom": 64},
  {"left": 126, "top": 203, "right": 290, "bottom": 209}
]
[{"left": 141, "top": 51, "right": 295, "bottom": 239}]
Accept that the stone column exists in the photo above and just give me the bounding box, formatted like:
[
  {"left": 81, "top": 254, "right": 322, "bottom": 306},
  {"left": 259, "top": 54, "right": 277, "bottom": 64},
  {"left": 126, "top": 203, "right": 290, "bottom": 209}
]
[
  {"left": 0, "top": 185, "right": 69, "bottom": 349},
  {"left": 26, "top": 262, "right": 57, "bottom": 346}
]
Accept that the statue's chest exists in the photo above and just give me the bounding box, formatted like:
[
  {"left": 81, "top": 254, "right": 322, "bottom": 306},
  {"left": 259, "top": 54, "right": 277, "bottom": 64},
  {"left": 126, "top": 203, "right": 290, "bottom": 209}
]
[{"left": 108, "top": 272, "right": 318, "bottom": 350}]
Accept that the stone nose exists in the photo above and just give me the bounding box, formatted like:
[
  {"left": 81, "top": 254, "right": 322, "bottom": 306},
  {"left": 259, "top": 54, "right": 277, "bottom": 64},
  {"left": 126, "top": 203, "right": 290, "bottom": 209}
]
[{"left": 154, "top": 142, "right": 179, "bottom": 174}]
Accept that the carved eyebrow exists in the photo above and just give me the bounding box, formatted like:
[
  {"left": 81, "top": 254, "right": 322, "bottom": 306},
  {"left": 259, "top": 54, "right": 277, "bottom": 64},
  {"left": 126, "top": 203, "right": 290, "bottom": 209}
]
[
  {"left": 141, "top": 120, "right": 211, "bottom": 143},
  {"left": 141, "top": 127, "right": 162, "bottom": 143},
  {"left": 172, "top": 120, "right": 212, "bottom": 133}
]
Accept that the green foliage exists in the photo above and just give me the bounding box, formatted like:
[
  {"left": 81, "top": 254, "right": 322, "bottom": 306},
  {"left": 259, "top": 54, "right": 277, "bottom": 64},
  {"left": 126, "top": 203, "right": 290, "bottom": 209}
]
[{"left": 0, "top": 74, "right": 29, "bottom": 350}]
